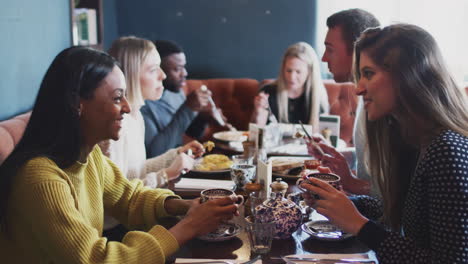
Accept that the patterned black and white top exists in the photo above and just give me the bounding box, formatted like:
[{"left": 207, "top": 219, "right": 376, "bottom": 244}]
[{"left": 354, "top": 130, "right": 468, "bottom": 263}]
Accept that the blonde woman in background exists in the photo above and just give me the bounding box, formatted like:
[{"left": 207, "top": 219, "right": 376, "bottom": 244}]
[
  {"left": 101, "top": 36, "right": 204, "bottom": 241},
  {"left": 251, "top": 42, "right": 329, "bottom": 132}
]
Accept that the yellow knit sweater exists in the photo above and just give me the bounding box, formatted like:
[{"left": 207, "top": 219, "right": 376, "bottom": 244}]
[{"left": 0, "top": 146, "right": 180, "bottom": 263}]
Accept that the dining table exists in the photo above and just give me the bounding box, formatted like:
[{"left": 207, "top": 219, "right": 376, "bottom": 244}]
[{"left": 168, "top": 169, "right": 376, "bottom": 264}]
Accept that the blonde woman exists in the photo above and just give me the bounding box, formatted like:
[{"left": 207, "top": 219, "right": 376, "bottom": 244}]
[
  {"left": 101, "top": 36, "right": 204, "bottom": 240},
  {"left": 302, "top": 24, "right": 468, "bottom": 263},
  {"left": 251, "top": 42, "right": 329, "bottom": 132}
]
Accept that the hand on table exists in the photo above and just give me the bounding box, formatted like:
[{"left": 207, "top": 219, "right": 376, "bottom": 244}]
[{"left": 300, "top": 177, "right": 368, "bottom": 235}]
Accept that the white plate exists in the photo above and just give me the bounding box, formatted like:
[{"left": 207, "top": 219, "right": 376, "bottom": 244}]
[
  {"left": 213, "top": 131, "right": 248, "bottom": 142},
  {"left": 301, "top": 220, "right": 353, "bottom": 241},
  {"left": 197, "top": 223, "right": 241, "bottom": 242},
  {"left": 269, "top": 156, "right": 317, "bottom": 179}
]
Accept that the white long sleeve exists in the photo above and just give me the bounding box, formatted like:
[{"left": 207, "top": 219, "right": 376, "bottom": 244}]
[{"left": 98, "top": 111, "right": 181, "bottom": 229}]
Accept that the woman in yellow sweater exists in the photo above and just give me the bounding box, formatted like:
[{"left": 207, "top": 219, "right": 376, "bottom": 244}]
[{"left": 0, "top": 46, "right": 238, "bottom": 263}]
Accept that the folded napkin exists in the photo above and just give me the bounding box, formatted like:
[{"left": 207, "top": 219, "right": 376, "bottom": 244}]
[
  {"left": 174, "top": 178, "right": 234, "bottom": 191},
  {"left": 175, "top": 258, "right": 262, "bottom": 264}
]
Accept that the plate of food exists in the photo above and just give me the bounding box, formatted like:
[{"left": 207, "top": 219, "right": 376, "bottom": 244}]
[
  {"left": 213, "top": 131, "right": 249, "bottom": 142},
  {"left": 192, "top": 154, "right": 234, "bottom": 173},
  {"left": 301, "top": 220, "right": 353, "bottom": 241},
  {"left": 270, "top": 156, "right": 320, "bottom": 179}
]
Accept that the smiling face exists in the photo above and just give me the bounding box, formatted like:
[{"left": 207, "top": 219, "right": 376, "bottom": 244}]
[
  {"left": 282, "top": 56, "right": 309, "bottom": 92},
  {"left": 79, "top": 66, "right": 131, "bottom": 145},
  {"left": 161, "top": 52, "right": 188, "bottom": 92},
  {"left": 140, "top": 48, "right": 166, "bottom": 101},
  {"left": 322, "top": 26, "right": 354, "bottom": 83},
  {"left": 356, "top": 52, "right": 397, "bottom": 121}
]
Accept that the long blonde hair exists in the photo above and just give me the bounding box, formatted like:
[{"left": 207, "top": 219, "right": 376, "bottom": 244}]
[
  {"left": 354, "top": 24, "right": 468, "bottom": 230},
  {"left": 108, "top": 36, "right": 156, "bottom": 112},
  {"left": 276, "top": 42, "right": 329, "bottom": 131}
]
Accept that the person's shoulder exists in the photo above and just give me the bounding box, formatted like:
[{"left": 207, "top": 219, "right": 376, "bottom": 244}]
[
  {"left": 18, "top": 156, "right": 66, "bottom": 185},
  {"left": 426, "top": 129, "right": 468, "bottom": 162},
  {"left": 141, "top": 99, "right": 162, "bottom": 118},
  {"left": 432, "top": 130, "right": 468, "bottom": 149}
]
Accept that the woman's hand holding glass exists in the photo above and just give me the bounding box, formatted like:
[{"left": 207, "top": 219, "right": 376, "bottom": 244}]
[{"left": 301, "top": 177, "right": 368, "bottom": 235}]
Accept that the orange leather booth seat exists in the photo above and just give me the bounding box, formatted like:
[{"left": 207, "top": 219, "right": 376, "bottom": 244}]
[
  {"left": 184, "top": 79, "right": 259, "bottom": 141},
  {"left": 0, "top": 112, "right": 31, "bottom": 164}
]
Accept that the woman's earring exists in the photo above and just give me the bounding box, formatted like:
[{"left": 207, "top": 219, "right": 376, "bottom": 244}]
[{"left": 78, "top": 108, "right": 82, "bottom": 117}]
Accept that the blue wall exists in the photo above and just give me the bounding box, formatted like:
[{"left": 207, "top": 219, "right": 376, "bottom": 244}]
[
  {"left": 0, "top": 0, "right": 71, "bottom": 120},
  {"left": 115, "top": 0, "right": 317, "bottom": 80},
  {"left": 103, "top": 0, "right": 119, "bottom": 50}
]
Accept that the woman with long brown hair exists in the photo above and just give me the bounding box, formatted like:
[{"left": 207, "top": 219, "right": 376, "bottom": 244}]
[{"left": 302, "top": 24, "right": 468, "bottom": 263}]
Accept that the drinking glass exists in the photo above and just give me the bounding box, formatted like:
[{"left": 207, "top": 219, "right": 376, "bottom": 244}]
[
  {"left": 230, "top": 164, "right": 256, "bottom": 190},
  {"left": 248, "top": 191, "right": 264, "bottom": 217},
  {"left": 245, "top": 216, "right": 275, "bottom": 254}
]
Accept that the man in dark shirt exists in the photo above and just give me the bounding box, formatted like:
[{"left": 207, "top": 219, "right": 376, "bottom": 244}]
[{"left": 140, "top": 40, "right": 212, "bottom": 158}]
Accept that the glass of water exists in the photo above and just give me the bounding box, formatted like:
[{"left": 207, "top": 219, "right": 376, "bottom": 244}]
[{"left": 245, "top": 216, "right": 275, "bottom": 254}]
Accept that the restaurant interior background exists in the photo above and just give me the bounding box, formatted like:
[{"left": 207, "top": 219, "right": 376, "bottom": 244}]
[{"left": 1, "top": 0, "right": 467, "bottom": 121}]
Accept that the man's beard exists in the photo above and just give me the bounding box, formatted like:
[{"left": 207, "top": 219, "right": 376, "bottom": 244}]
[{"left": 163, "top": 79, "right": 180, "bottom": 92}]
